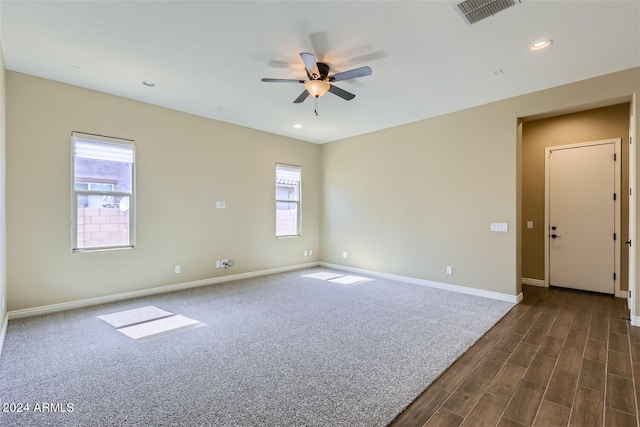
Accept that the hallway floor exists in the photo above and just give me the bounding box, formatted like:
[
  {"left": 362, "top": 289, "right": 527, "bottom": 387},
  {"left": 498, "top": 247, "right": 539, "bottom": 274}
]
[{"left": 391, "top": 285, "right": 638, "bottom": 427}]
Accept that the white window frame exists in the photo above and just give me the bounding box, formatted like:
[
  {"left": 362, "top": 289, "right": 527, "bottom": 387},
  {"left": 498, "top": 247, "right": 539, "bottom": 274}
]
[
  {"left": 71, "top": 132, "right": 135, "bottom": 252},
  {"left": 275, "top": 163, "right": 301, "bottom": 237}
]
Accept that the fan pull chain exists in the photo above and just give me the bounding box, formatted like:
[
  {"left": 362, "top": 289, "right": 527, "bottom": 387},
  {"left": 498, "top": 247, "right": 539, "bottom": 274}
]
[{"left": 314, "top": 96, "right": 319, "bottom": 116}]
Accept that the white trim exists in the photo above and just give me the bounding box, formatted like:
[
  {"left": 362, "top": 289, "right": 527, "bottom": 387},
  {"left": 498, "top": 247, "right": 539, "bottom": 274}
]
[
  {"left": 522, "top": 278, "right": 546, "bottom": 287},
  {"left": 617, "top": 290, "right": 628, "bottom": 299},
  {"left": 320, "top": 262, "right": 522, "bottom": 304},
  {"left": 631, "top": 316, "right": 640, "bottom": 327},
  {"left": 7, "top": 262, "right": 319, "bottom": 320},
  {"left": 0, "top": 314, "right": 7, "bottom": 358}
]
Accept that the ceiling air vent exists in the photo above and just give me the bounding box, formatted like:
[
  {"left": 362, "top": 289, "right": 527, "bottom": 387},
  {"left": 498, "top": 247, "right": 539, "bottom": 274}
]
[{"left": 455, "top": 0, "right": 520, "bottom": 25}]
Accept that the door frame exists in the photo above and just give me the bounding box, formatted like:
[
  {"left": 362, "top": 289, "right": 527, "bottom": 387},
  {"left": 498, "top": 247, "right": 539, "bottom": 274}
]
[
  {"left": 630, "top": 95, "right": 637, "bottom": 322},
  {"left": 544, "top": 138, "right": 622, "bottom": 296}
]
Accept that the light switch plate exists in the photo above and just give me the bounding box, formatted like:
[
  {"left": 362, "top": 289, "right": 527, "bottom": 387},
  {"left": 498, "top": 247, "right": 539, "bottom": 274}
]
[{"left": 491, "top": 223, "right": 508, "bottom": 232}]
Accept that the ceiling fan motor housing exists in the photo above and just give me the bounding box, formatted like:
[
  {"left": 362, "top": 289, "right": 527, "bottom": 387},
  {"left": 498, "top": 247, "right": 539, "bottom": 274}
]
[{"left": 314, "top": 62, "right": 330, "bottom": 80}]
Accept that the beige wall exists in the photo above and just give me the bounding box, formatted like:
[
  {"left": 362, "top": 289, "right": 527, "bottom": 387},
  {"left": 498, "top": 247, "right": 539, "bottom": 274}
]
[
  {"left": 6, "top": 72, "right": 321, "bottom": 311},
  {"left": 522, "top": 104, "right": 631, "bottom": 291},
  {"left": 321, "top": 67, "right": 640, "bottom": 298},
  {"left": 5, "top": 67, "right": 639, "bottom": 311}
]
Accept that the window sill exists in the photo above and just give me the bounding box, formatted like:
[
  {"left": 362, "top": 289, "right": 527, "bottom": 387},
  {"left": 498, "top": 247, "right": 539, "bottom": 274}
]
[{"left": 73, "top": 245, "right": 134, "bottom": 253}]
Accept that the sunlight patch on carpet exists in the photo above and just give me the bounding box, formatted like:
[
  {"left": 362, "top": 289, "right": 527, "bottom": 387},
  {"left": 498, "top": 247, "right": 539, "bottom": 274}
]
[
  {"left": 117, "top": 315, "right": 204, "bottom": 341},
  {"left": 302, "top": 271, "right": 373, "bottom": 285},
  {"left": 99, "top": 306, "right": 204, "bottom": 341},
  {"left": 302, "top": 272, "right": 345, "bottom": 280},
  {"left": 328, "top": 275, "right": 373, "bottom": 285},
  {"left": 98, "top": 305, "right": 173, "bottom": 328}
]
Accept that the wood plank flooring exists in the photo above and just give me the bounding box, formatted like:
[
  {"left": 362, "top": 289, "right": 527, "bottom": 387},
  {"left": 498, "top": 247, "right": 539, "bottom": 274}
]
[{"left": 390, "top": 285, "right": 639, "bottom": 427}]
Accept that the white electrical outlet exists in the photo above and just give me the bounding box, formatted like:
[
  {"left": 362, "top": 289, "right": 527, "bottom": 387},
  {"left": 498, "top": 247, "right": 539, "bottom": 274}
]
[
  {"left": 215, "top": 201, "right": 226, "bottom": 209},
  {"left": 343, "top": 252, "right": 348, "bottom": 259},
  {"left": 175, "top": 265, "right": 181, "bottom": 274},
  {"left": 309, "top": 250, "right": 313, "bottom": 256},
  {"left": 527, "top": 221, "right": 534, "bottom": 229},
  {"left": 446, "top": 266, "right": 453, "bottom": 275},
  {"left": 304, "top": 250, "right": 308, "bottom": 256}
]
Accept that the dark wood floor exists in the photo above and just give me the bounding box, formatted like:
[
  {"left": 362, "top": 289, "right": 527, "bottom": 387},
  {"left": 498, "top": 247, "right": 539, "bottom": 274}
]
[{"left": 390, "top": 285, "right": 639, "bottom": 427}]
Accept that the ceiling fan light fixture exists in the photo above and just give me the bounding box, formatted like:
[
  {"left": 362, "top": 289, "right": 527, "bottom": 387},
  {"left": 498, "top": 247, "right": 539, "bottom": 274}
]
[{"left": 304, "top": 80, "right": 330, "bottom": 98}]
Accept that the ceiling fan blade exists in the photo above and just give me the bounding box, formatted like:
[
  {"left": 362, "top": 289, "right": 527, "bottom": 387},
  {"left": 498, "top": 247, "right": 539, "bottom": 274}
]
[
  {"left": 328, "top": 84, "right": 356, "bottom": 101},
  {"left": 300, "top": 52, "right": 321, "bottom": 79},
  {"left": 328, "top": 66, "right": 372, "bottom": 82},
  {"left": 293, "top": 90, "right": 310, "bottom": 104},
  {"left": 261, "top": 78, "right": 305, "bottom": 83}
]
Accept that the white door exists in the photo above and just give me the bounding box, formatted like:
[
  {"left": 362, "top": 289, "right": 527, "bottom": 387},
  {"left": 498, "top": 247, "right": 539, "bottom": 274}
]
[{"left": 547, "top": 140, "right": 619, "bottom": 294}]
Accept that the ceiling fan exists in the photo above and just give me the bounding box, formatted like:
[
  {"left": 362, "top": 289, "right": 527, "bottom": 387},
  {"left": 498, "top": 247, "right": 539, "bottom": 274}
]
[{"left": 261, "top": 52, "right": 372, "bottom": 115}]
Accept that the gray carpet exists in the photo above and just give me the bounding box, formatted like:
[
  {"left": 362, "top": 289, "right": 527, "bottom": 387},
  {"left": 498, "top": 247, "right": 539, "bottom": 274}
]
[{"left": 0, "top": 268, "right": 514, "bottom": 426}]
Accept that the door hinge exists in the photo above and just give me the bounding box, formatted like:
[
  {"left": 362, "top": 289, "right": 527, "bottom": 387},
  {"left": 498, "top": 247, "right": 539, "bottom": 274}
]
[
  {"left": 614, "top": 272, "right": 617, "bottom": 281},
  {"left": 614, "top": 233, "right": 617, "bottom": 241},
  {"left": 614, "top": 153, "right": 617, "bottom": 161},
  {"left": 614, "top": 193, "right": 617, "bottom": 201}
]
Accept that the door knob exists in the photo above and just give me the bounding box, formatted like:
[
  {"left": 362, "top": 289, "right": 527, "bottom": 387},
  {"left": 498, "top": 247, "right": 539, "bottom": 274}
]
[
  {"left": 551, "top": 234, "right": 560, "bottom": 239},
  {"left": 551, "top": 226, "right": 557, "bottom": 230}
]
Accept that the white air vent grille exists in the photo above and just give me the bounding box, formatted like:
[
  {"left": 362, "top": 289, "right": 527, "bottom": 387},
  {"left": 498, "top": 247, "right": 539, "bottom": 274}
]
[{"left": 455, "top": 0, "right": 519, "bottom": 25}]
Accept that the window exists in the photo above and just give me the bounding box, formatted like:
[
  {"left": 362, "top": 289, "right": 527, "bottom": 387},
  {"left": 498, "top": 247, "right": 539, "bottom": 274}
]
[
  {"left": 74, "top": 182, "right": 115, "bottom": 208},
  {"left": 275, "top": 164, "right": 301, "bottom": 237},
  {"left": 72, "top": 132, "right": 135, "bottom": 251}
]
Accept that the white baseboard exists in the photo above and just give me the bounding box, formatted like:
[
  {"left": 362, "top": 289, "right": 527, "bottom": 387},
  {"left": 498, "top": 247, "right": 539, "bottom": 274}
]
[
  {"left": 522, "top": 278, "right": 546, "bottom": 287},
  {"left": 617, "top": 290, "right": 628, "bottom": 299},
  {"left": 7, "top": 262, "right": 320, "bottom": 320},
  {"left": 631, "top": 316, "right": 640, "bottom": 327},
  {"left": 0, "top": 313, "right": 7, "bottom": 358},
  {"left": 320, "top": 262, "right": 522, "bottom": 304}
]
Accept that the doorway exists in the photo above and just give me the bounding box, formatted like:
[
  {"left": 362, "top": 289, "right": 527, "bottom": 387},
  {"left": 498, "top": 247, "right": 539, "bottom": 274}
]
[
  {"left": 521, "top": 102, "right": 631, "bottom": 298},
  {"left": 545, "top": 139, "right": 621, "bottom": 294}
]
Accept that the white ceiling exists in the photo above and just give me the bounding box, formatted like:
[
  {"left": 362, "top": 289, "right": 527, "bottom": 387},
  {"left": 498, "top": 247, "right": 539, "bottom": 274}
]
[{"left": 1, "top": 1, "right": 638, "bottom": 144}]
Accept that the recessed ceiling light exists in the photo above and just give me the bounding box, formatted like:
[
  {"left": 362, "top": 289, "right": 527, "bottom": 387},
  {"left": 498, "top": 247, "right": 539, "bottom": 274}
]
[
  {"left": 529, "top": 39, "right": 553, "bottom": 51},
  {"left": 293, "top": 124, "right": 302, "bottom": 129},
  {"left": 142, "top": 80, "right": 156, "bottom": 87}
]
